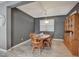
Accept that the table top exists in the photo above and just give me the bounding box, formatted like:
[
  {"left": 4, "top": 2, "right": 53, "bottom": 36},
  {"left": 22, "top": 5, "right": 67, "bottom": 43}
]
[
  {"left": 37, "top": 34, "right": 50, "bottom": 39},
  {"left": 40, "top": 35, "right": 50, "bottom": 38}
]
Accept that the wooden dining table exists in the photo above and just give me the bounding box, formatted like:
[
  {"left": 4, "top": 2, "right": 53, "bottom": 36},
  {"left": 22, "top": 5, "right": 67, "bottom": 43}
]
[
  {"left": 37, "top": 34, "right": 51, "bottom": 48},
  {"left": 39, "top": 34, "right": 50, "bottom": 40},
  {"left": 30, "top": 33, "right": 52, "bottom": 52}
]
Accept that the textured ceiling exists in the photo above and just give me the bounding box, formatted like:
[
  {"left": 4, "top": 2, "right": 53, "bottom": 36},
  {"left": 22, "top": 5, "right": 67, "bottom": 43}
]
[{"left": 17, "top": 1, "right": 78, "bottom": 18}]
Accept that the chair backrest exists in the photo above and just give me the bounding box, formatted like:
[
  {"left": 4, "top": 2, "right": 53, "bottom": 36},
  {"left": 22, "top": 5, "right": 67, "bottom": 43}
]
[
  {"left": 29, "top": 32, "right": 36, "bottom": 39},
  {"left": 29, "top": 32, "right": 42, "bottom": 44},
  {"left": 31, "top": 35, "right": 42, "bottom": 44}
]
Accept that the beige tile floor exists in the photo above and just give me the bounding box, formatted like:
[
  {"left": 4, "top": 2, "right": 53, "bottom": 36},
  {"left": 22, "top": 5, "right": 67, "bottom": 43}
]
[{"left": 0, "top": 39, "right": 74, "bottom": 57}]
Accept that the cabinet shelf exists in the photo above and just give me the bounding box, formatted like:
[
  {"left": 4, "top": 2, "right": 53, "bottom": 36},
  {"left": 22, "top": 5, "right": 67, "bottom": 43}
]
[{"left": 65, "top": 30, "right": 74, "bottom": 32}]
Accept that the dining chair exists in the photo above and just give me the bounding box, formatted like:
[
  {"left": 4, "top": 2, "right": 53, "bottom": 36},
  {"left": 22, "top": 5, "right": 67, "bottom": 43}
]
[
  {"left": 31, "top": 35, "right": 43, "bottom": 53},
  {"left": 43, "top": 36, "right": 52, "bottom": 48},
  {"left": 29, "top": 32, "right": 36, "bottom": 38}
]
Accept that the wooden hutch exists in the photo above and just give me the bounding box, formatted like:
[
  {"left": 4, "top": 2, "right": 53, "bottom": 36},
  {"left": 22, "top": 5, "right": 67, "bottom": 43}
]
[{"left": 64, "top": 12, "right": 79, "bottom": 56}]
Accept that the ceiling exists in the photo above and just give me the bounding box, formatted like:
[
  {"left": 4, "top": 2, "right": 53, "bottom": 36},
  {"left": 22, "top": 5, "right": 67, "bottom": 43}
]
[
  {"left": 0, "top": 1, "right": 5, "bottom": 4},
  {"left": 17, "top": 1, "right": 78, "bottom": 18}
]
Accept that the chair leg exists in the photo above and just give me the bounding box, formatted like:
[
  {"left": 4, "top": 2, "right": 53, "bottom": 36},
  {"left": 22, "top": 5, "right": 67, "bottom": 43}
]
[
  {"left": 32, "top": 47, "right": 35, "bottom": 53},
  {"left": 49, "top": 43, "right": 51, "bottom": 48},
  {"left": 38, "top": 48, "right": 41, "bottom": 55},
  {"left": 49, "top": 41, "right": 52, "bottom": 48}
]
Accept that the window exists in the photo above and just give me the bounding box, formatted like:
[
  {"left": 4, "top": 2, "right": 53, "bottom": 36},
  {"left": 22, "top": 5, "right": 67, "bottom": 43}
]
[{"left": 40, "top": 19, "right": 54, "bottom": 31}]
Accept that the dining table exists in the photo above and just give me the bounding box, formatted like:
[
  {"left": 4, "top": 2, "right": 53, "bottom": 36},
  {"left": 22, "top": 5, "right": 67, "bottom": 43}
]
[
  {"left": 39, "top": 34, "right": 50, "bottom": 40},
  {"left": 30, "top": 32, "right": 52, "bottom": 52},
  {"left": 37, "top": 34, "right": 51, "bottom": 48}
]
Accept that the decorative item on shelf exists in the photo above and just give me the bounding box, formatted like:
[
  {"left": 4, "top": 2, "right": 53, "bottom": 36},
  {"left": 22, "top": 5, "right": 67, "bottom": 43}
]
[
  {"left": 0, "top": 15, "right": 5, "bottom": 27},
  {"left": 70, "top": 32, "right": 73, "bottom": 39},
  {"left": 70, "top": 10, "right": 77, "bottom": 16}
]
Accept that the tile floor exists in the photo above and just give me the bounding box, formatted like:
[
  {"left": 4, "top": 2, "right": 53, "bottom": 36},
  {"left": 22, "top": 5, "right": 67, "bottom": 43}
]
[{"left": 0, "top": 39, "right": 74, "bottom": 57}]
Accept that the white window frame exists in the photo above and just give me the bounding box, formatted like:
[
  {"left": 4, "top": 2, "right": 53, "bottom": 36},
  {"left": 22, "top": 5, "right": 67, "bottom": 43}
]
[{"left": 40, "top": 19, "right": 54, "bottom": 31}]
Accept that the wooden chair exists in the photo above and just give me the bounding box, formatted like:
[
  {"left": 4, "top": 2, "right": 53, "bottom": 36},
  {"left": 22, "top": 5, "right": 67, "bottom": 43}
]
[
  {"left": 29, "top": 32, "right": 36, "bottom": 38},
  {"left": 31, "top": 35, "right": 43, "bottom": 52},
  {"left": 43, "top": 36, "right": 52, "bottom": 48},
  {"left": 29, "top": 32, "right": 35, "bottom": 46}
]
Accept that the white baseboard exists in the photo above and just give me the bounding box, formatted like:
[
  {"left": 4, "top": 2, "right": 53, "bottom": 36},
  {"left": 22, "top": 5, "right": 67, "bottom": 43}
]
[
  {"left": 8, "top": 39, "right": 31, "bottom": 51},
  {"left": 0, "top": 48, "right": 7, "bottom": 52},
  {"left": 53, "top": 39, "right": 64, "bottom": 41}
]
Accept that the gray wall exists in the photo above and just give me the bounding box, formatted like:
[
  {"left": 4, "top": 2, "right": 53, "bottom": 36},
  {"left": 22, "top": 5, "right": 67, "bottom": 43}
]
[
  {"left": 34, "top": 16, "right": 66, "bottom": 39},
  {"left": 11, "top": 8, "right": 34, "bottom": 46},
  {"left": 54, "top": 16, "right": 66, "bottom": 39},
  {"left": 7, "top": 1, "right": 34, "bottom": 49}
]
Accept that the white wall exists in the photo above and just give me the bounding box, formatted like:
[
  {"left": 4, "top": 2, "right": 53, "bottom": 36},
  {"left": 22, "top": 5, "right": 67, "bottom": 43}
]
[
  {"left": 0, "top": 5, "right": 7, "bottom": 49},
  {"left": 0, "top": 1, "right": 23, "bottom": 50}
]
